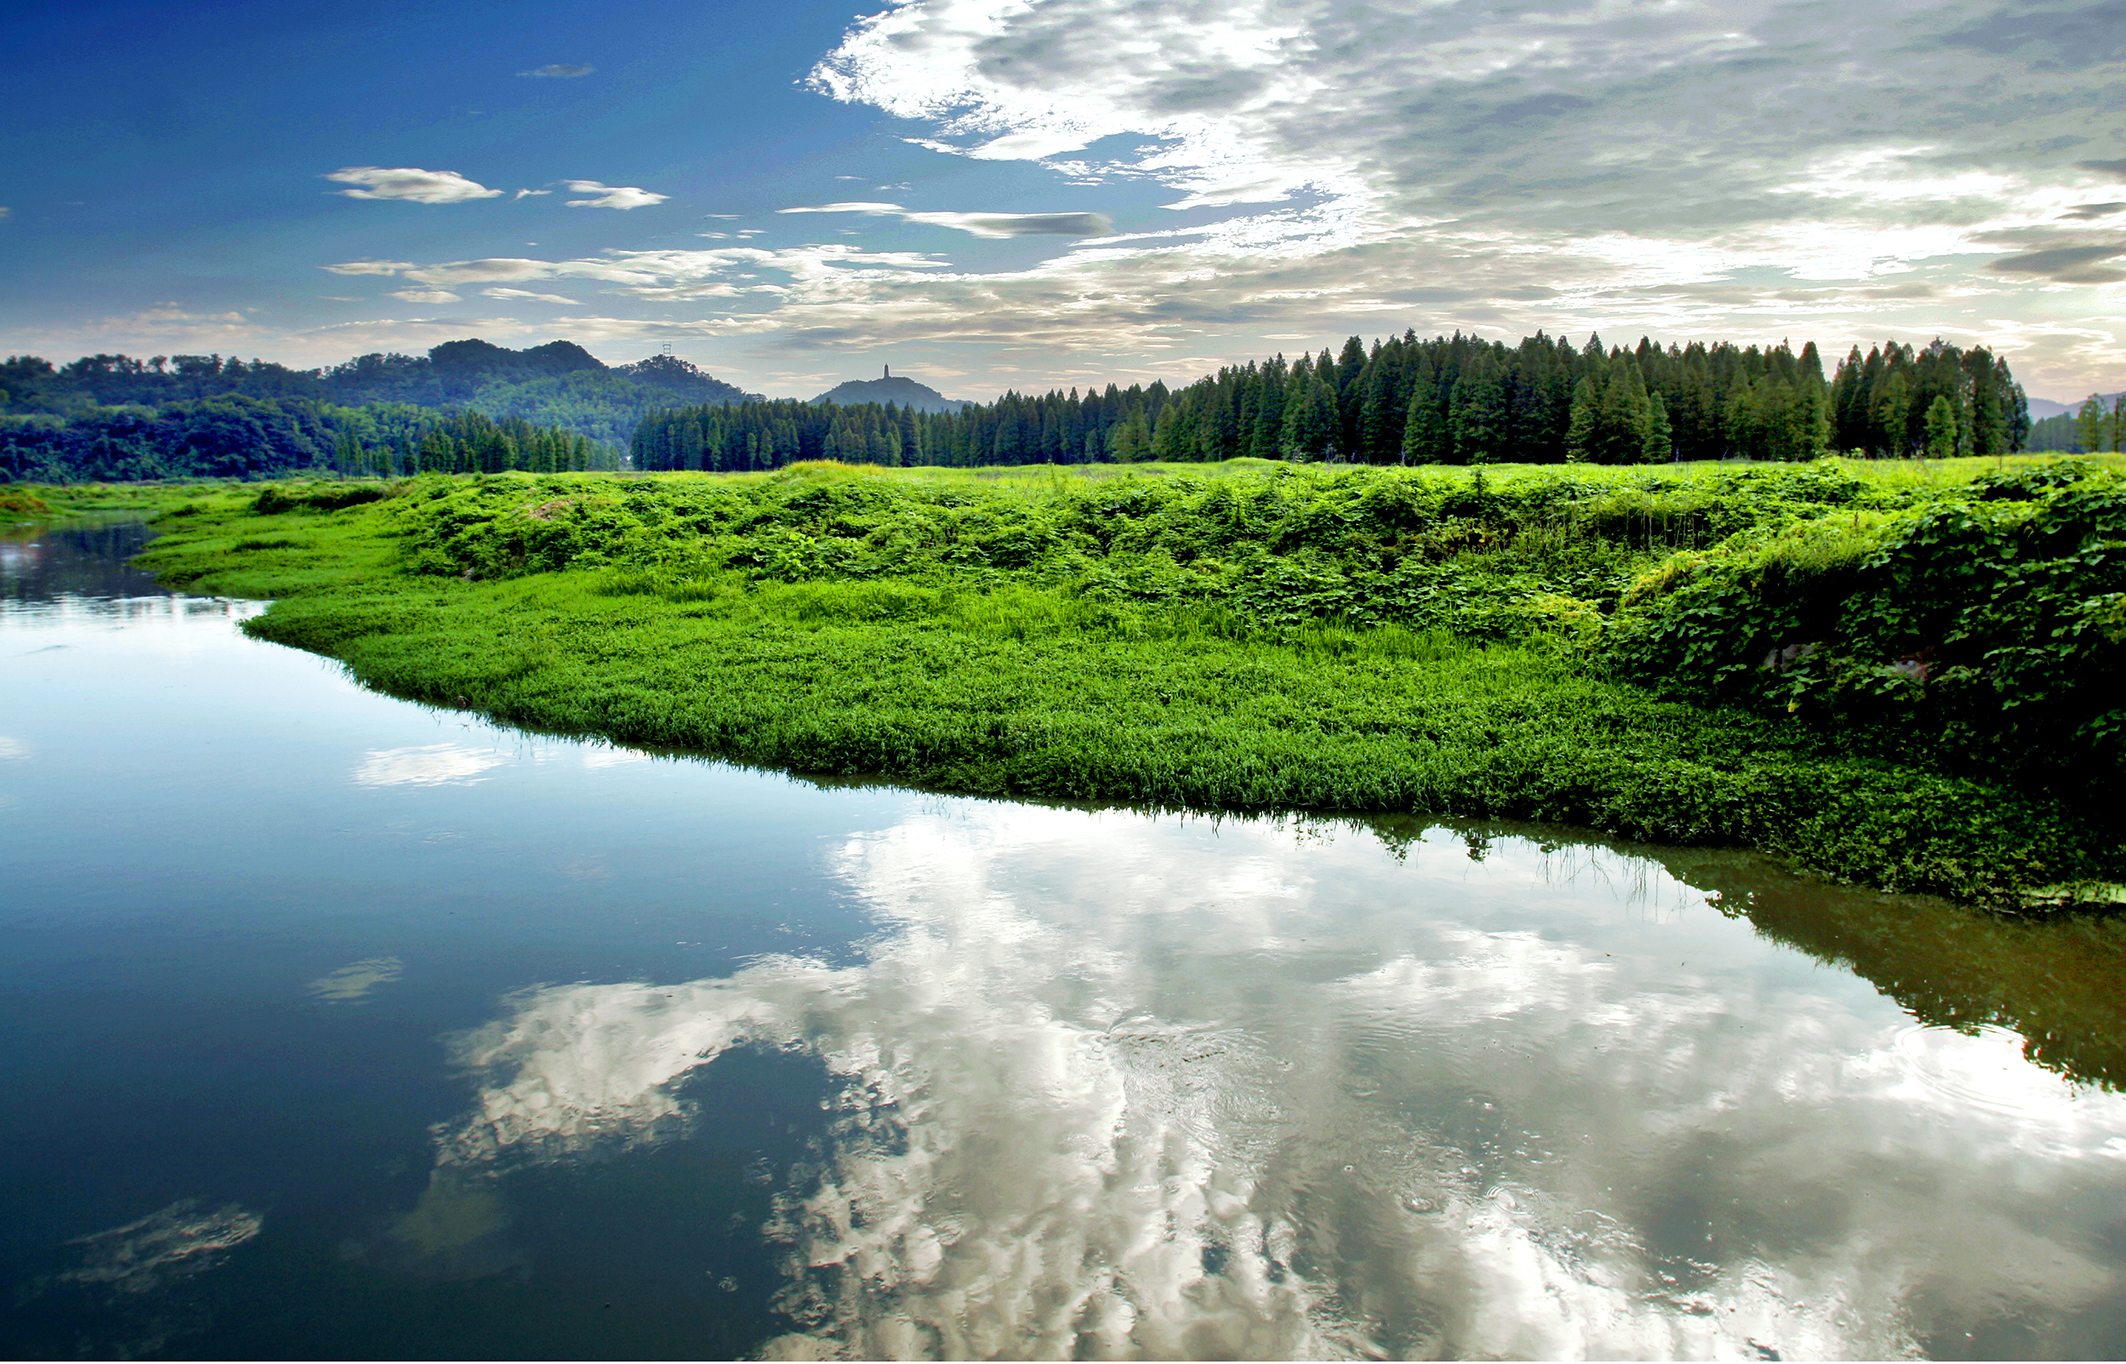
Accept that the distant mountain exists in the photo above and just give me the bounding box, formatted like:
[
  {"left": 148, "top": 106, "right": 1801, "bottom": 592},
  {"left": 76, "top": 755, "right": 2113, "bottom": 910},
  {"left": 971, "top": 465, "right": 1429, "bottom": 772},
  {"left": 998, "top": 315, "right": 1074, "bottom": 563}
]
[
  {"left": 2027, "top": 392, "right": 2121, "bottom": 420},
  {"left": 811, "top": 369, "right": 969, "bottom": 414},
  {"left": 2, "top": 339, "right": 762, "bottom": 454}
]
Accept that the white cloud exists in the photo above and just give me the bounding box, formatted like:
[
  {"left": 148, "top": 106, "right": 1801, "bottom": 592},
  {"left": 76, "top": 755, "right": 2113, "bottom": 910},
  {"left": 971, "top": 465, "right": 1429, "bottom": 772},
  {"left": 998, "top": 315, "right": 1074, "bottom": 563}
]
[
  {"left": 483, "top": 287, "right": 581, "bottom": 305},
  {"left": 33, "top": 304, "right": 265, "bottom": 355},
  {"left": 0, "top": 206, "right": 12, "bottom": 221},
  {"left": 325, "top": 166, "right": 503, "bottom": 204},
  {"left": 320, "top": 259, "right": 414, "bottom": 276},
  {"left": 518, "top": 63, "right": 593, "bottom": 78},
  {"left": 399, "top": 255, "right": 668, "bottom": 286},
  {"left": 514, "top": 188, "right": 551, "bottom": 199},
  {"left": 561, "top": 179, "right": 668, "bottom": 210},
  {"left": 401, "top": 257, "right": 555, "bottom": 285},
  {"left": 367, "top": 244, "right": 956, "bottom": 312},
  {"left": 40, "top": 0, "right": 2121, "bottom": 395},
  {"left": 783, "top": 0, "right": 2126, "bottom": 394},
  {"left": 780, "top": 201, "right": 1114, "bottom": 237},
  {"left": 911, "top": 209, "right": 1114, "bottom": 237},
  {"left": 780, "top": 199, "right": 904, "bottom": 216},
  {"left": 388, "top": 288, "right": 462, "bottom": 303}
]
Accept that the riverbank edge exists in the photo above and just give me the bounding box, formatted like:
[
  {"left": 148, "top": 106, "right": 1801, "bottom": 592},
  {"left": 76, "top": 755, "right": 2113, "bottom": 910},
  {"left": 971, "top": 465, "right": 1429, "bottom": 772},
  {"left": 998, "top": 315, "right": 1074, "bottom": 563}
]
[{"left": 114, "top": 474, "right": 2123, "bottom": 914}]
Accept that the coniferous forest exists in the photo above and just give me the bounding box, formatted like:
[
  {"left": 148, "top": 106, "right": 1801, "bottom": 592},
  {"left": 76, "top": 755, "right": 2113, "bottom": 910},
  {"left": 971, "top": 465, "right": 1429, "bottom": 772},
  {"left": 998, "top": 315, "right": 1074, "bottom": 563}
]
[
  {"left": 2, "top": 330, "right": 2037, "bottom": 482},
  {"left": 634, "top": 332, "right": 2032, "bottom": 472}
]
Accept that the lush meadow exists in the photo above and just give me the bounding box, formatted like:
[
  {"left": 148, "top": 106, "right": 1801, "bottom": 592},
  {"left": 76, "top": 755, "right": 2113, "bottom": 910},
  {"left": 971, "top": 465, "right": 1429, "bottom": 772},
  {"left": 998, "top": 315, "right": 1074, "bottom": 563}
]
[{"left": 119, "top": 455, "right": 2125, "bottom": 910}]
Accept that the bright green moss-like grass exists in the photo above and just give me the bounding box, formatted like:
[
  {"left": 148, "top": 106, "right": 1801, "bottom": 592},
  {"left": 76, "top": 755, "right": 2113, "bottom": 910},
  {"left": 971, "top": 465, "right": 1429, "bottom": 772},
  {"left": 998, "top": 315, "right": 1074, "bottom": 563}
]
[{"left": 126, "top": 457, "right": 2123, "bottom": 911}]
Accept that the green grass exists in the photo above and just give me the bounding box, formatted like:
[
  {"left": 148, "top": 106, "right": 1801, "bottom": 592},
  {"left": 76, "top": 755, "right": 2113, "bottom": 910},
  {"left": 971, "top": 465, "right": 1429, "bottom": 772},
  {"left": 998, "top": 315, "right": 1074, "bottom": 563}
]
[
  {"left": 11, "top": 480, "right": 239, "bottom": 518},
  {"left": 102, "top": 457, "right": 2124, "bottom": 912}
]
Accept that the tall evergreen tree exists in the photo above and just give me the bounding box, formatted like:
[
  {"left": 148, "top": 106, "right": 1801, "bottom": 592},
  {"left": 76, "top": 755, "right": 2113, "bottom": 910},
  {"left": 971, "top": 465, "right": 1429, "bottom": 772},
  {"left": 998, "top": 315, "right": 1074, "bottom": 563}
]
[
  {"left": 1452, "top": 349, "right": 1511, "bottom": 464},
  {"left": 1283, "top": 373, "right": 1338, "bottom": 459},
  {"left": 1401, "top": 357, "right": 1448, "bottom": 464},
  {"left": 1642, "top": 392, "right": 1674, "bottom": 463},
  {"left": 2077, "top": 397, "right": 2108, "bottom": 454},
  {"left": 1923, "top": 395, "right": 1960, "bottom": 460}
]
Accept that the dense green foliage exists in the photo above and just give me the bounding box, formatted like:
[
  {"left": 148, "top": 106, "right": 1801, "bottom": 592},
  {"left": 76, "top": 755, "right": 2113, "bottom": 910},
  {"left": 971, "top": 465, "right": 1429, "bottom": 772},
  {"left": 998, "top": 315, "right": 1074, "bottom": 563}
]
[
  {"left": 125, "top": 456, "right": 2121, "bottom": 911},
  {"left": 2028, "top": 395, "right": 2126, "bottom": 453},
  {"left": 636, "top": 332, "right": 2030, "bottom": 471},
  {"left": 1604, "top": 460, "right": 2125, "bottom": 794},
  {"left": 0, "top": 340, "right": 755, "bottom": 480},
  {"left": 0, "top": 399, "right": 616, "bottom": 483}
]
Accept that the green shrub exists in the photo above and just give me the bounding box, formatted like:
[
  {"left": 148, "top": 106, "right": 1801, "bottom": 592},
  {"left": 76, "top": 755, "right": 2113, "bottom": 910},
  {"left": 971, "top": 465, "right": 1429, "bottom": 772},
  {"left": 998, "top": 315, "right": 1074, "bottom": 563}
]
[
  {"left": 1605, "top": 460, "right": 2126, "bottom": 790},
  {"left": 252, "top": 480, "right": 400, "bottom": 513}
]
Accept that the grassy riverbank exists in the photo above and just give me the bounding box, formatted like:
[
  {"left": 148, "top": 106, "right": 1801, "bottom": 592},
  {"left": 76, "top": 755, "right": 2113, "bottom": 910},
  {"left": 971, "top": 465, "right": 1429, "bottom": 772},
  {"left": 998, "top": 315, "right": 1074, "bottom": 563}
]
[{"left": 119, "top": 456, "right": 2124, "bottom": 910}]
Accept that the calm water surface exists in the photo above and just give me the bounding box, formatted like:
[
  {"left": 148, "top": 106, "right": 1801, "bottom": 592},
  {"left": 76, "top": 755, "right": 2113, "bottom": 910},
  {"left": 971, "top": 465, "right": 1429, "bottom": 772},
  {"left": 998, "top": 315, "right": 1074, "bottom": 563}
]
[{"left": 4, "top": 521, "right": 2126, "bottom": 1360}]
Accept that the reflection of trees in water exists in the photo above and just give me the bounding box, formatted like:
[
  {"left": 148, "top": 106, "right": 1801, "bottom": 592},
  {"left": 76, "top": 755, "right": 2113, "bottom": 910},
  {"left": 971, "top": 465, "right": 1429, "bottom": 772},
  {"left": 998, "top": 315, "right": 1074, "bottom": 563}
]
[
  {"left": 1367, "top": 814, "right": 2126, "bottom": 1091},
  {"left": 1, "top": 521, "right": 169, "bottom": 602},
  {"left": 1673, "top": 850, "right": 2126, "bottom": 1091}
]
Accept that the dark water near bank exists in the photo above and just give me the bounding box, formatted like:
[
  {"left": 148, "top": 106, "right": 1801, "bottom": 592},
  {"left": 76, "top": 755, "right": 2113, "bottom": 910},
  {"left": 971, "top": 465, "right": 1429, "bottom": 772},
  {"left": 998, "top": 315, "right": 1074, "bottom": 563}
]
[{"left": 4, "top": 521, "right": 2126, "bottom": 1360}]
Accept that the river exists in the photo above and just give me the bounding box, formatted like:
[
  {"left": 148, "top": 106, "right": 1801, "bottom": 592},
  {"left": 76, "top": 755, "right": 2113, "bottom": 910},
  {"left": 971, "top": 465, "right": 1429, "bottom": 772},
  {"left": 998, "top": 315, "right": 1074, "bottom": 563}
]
[{"left": 3, "top": 519, "right": 2124, "bottom": 1359}]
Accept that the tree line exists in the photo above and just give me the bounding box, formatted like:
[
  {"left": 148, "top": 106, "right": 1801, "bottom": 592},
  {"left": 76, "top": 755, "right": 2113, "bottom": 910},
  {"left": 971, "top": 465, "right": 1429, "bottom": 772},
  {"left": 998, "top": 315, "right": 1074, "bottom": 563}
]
[
  {"left": 0, "top": 341, "right": 757, "bottom": 471},
  {"left": 635, "top": 332, "right": 2032, "bottom": 472},
  {"left": 2026, "top": 395, "right": 2126, "bottom": 453},
  {"left": 0, "top": 395, "right": 615, "bottom": 483}
]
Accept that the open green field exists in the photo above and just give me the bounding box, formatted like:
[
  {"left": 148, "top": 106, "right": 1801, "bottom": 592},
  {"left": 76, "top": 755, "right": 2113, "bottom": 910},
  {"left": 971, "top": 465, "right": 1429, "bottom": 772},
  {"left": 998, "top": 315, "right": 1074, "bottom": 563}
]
[{"left": 87, "top": 453, "right": 2126, "bottom": 911}]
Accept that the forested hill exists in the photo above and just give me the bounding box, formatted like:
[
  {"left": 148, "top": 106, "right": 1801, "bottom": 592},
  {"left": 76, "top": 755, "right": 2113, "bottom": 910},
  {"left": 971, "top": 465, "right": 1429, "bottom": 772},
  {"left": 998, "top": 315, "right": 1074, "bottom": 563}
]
[
  {"left": 811, "top": 371, "right": 969, "bottom": 413},
  {"left": 2, "top": 340, "right": 758, "bottom": 414},
  {"left": 2027, "top": 393, "right": 2126, "bottom": 453},
  {"left": 636, "top": 332, "right": 2032, "bottom": 472},
  {"left": 0, "top": 340, "right": 761, "bottom": 482}
]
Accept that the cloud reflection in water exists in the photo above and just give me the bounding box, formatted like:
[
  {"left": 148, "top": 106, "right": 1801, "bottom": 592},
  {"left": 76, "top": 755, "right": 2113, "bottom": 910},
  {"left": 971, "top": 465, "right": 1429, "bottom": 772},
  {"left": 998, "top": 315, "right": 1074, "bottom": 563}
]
[
  {"left": 306, "top": 955, "right": 404, "bottom": 1002},
  {"left": 351, "top": 743, "right": 509, "bottom": 788},
  {"left": 433, "top": 806, "right": 2126, "bottom": 1358}
]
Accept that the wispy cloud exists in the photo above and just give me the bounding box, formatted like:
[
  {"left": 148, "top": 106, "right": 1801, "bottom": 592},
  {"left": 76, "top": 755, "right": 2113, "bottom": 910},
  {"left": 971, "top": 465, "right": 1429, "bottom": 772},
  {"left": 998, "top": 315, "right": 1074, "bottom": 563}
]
[
  {"left": 1987, "top": 243, "right": 2126, "bottom": 285},
  {"left": 320, "top": 259, "right": 414, "bottom": 275},
  {"left": 483, "top": 287, "right": 582, "bottom": 305},
  {"left": 54, "top": 0, "right": 2126, "bottom": 398},
  {"left": 781, "top": 0, "right": 2126, "bottom": 394},
  {"left": 518, "top": 64, "right": 593, "bottom": 78},
  {"left": 514, "top": 188, "right": 551, "bottom": 200},
  {"left": 561, "top": 180, "right": 668, "bottom": 210},
  {"left": 388, "top": 287, "right": 463, "bottom": 303},
  {"left": 780, "top": 201, "right": 1114, "bottom": 237},
  {"left": 325, "top": 166, "right": 502, "bottom": 204}
]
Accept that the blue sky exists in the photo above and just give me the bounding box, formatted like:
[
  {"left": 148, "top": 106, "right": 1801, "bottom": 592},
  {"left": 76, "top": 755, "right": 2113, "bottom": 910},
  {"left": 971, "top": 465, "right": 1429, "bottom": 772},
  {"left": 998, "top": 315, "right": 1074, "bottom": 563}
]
[{"left": 3, "top": 0, "right": 2122, "bottom": 401}]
